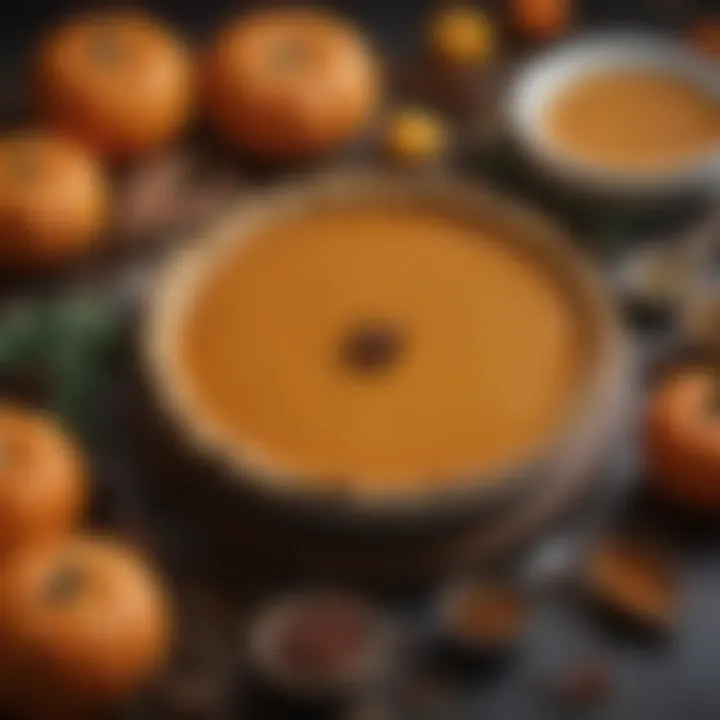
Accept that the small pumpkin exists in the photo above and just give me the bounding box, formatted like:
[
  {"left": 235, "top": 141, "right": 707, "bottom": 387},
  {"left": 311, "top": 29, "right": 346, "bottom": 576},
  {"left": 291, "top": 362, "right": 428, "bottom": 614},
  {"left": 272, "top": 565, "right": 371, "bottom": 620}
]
[
  {"left": 0, "top": 132, "right": 109, "bottom": 269},
  {"left": 202, "top": 8, "right": 381, "bottom": 160},
  {"left": 383, "top": 107, "right": 447, "bottom": 165},
  {"left": 0, "top": 405, "right": 85, "bottom": 557},
  {"left": 427, "top": 5, "right": 496, "bottom": 67},
  {"left": 35, "top": 11, "right": 194, "bottom": 160},
  {"left": 645, "top": 367, "right": 720, "bottom": 511},
  {"left": 0, "top": 536, "right": 171, "bottom": 716},
  {"left": 508, "top": 0, "right": 573, "bottom": 42}
]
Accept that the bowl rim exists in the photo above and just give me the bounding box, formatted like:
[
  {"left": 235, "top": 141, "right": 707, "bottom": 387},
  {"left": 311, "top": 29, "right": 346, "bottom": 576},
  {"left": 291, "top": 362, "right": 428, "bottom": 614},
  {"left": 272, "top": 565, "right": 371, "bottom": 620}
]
[
  {"left": 141, "top": 170, "right": 625, "bottom": 523},
  {"left": 505, "top": 31, "right": 720, "bottom": 197}
]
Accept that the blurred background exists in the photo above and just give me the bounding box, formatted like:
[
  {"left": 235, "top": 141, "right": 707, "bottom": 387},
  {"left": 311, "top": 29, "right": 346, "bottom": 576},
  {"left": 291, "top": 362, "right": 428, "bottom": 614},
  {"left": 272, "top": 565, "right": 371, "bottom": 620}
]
[
  {"left": 0, "top": 0, "right": 715, "bottom": 719},
  {"left": 2, "top": 0, "right": 717, "bottom": 55}
]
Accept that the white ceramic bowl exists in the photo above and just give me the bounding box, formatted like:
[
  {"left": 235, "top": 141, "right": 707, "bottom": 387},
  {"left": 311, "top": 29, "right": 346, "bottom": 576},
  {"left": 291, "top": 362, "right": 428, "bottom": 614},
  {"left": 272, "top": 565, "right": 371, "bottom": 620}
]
[{"left": 507, "top": 33, "right": 720, "bottom": 199}]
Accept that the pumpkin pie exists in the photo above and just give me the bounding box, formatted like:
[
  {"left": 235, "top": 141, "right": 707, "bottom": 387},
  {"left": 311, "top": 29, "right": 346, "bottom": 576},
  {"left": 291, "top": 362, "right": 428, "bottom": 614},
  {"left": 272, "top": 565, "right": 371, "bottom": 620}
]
[{"left": 148, "top": 178, "right": 614, "bottom": 502}]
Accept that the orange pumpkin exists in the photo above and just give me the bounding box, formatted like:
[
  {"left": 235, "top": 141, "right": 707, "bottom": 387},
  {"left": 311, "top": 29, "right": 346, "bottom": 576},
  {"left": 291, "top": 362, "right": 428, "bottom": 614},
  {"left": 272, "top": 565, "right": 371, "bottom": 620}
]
[
  {"left": 0, "top": 405, "right": 85, "bottom": 556},
  {"left": 35, "top": 11, "right": 194, "bottom": 160},
  {"left": 0, "top": 132, "right": 108, "bottom": 269},
  {"left": 508, "top": 0, "right": 572, "bottom": 41},
  {"left": 0, "top": 536, "right": 171, "bottom": 717},
  {"left": 645, "top": 368, "right": 720, "bottom": 511},
  {"left": 202, "top": 8, "right": 381, "bottom": 160}
]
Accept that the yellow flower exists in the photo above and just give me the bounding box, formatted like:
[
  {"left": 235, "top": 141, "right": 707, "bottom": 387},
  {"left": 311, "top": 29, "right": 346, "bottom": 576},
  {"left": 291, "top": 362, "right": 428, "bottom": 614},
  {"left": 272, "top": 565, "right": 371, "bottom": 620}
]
[
  {"left": 429, "top": 6, "right": 496, "bottom": 66},
  {"left": 384, "top": 108, "right": 447, "bottom": 164}
]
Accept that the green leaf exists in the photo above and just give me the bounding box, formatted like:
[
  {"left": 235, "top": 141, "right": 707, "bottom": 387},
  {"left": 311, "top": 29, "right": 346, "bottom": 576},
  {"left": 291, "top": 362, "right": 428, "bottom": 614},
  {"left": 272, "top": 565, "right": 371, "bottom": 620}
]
[{"left": 0, "top": 299, "right": 45, "bottom": 366}]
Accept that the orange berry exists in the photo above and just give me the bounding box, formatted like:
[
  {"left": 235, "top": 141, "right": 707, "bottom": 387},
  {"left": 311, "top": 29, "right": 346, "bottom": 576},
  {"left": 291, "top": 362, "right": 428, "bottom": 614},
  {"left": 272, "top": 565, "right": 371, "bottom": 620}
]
[{"left": 509, "top": 0, "right": 573, "bottom": 41}]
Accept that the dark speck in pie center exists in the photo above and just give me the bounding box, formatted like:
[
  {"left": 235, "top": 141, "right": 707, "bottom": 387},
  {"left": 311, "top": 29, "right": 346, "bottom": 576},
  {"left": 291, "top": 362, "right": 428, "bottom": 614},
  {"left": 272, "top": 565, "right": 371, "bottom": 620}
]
[{"left": 340, "top": 321, "right": 404, "bottom": 376}]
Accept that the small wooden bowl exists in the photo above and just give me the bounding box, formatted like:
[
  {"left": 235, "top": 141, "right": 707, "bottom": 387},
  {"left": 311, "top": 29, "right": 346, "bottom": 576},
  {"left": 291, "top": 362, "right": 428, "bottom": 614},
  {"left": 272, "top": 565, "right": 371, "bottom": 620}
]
[{"left": 245, "top": 591, "right": 395, "bottom": 704}]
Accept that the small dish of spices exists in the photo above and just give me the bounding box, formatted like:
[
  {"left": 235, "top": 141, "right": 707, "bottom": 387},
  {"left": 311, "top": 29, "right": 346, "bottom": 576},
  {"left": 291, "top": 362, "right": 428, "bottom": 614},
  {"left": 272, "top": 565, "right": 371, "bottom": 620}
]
[
  {"left": 437, "top": 579, "right": 527, "bottom": 659},
  {"left": 246, "top": 591, "right": 395, "bottom": 709}
]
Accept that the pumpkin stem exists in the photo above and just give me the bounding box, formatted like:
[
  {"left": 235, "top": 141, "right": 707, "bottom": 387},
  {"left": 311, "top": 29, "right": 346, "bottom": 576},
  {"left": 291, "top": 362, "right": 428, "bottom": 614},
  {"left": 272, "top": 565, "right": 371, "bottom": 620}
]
[{"left": 45, "top": 563, "right": 84, "bottom": 604}]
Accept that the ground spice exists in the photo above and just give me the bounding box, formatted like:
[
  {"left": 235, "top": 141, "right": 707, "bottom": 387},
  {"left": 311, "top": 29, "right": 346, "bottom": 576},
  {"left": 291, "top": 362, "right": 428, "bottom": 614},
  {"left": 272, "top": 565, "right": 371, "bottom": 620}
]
[
  {"left": 279, "top": 598, "right": 371, "bottom": 679},
  {"left": 449, "top": 584, "right": 524, "bottom": 644}
]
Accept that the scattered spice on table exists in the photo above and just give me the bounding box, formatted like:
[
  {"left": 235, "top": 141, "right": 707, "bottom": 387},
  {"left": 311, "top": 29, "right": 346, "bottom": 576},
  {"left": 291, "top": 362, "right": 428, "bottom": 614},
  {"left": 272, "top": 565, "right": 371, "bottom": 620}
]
[
  {"left": 542, "top": 657, "right": 612, "bottom": 709},
  {"left": 157, "top": 674, "right": 219, "bottom": 718},
  {"left": 447, "top": 583, "right": 525, "bottom": 646},
  {"left": 586, "top": 535, "right": 677, "bottom": 634}
]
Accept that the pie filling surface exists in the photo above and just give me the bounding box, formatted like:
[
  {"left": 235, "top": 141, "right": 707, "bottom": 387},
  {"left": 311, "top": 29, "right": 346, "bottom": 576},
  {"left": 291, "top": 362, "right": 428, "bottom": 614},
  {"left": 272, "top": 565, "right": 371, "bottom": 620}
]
[
  {"left": 544, "top": 69, "right": 720, "bottom": 172},
  {"left": 175, "top": 204, "right": 585, "bottom": 492}
]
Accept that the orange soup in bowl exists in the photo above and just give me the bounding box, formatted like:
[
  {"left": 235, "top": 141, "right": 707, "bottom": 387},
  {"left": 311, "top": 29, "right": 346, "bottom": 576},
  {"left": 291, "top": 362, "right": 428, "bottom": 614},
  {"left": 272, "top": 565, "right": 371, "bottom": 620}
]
[{"left": 544, "top": 69, "right": 720, "bottom": 172}]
